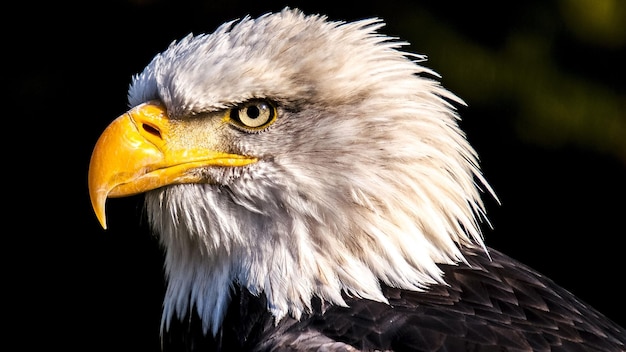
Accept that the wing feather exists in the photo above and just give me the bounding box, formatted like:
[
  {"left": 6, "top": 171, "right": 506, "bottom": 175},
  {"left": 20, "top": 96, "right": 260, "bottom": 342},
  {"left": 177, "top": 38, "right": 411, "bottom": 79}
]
[{"left": 162, "top": 246, "right": 626, "bottom": 351}]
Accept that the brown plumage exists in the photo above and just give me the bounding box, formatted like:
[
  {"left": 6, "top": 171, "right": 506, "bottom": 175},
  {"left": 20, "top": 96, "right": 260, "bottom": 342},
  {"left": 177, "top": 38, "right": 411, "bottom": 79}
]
[{"left": 88, "top": 8, "right": 626, "bottom": 351}]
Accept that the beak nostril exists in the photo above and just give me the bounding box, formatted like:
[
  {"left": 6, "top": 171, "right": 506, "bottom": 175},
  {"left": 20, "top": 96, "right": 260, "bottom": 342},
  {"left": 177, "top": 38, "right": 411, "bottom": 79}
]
[{"left": 142, "top": 123, "right": 162, "bottom": 139}]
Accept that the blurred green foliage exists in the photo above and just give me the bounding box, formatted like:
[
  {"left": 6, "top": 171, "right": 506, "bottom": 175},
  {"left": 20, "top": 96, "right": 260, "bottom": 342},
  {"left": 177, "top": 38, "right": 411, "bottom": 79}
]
[
  {"left": 560, "top": 0, "right": 626, "bottom": 47},
  {"left": 391, "top": 0, "right": 625, "bottom": 162}
]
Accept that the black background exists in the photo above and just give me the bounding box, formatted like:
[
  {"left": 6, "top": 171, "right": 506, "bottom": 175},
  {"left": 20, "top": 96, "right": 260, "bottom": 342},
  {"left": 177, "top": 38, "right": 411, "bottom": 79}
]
[{"left": 11, "top": 0, "right": 625, "bottom": 349}]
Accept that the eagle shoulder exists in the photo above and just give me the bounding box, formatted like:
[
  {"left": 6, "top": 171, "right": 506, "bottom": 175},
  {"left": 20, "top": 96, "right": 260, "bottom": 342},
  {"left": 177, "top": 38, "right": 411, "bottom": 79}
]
[{"left": 162, "top": 246, "right": 626, "bottom": 351}]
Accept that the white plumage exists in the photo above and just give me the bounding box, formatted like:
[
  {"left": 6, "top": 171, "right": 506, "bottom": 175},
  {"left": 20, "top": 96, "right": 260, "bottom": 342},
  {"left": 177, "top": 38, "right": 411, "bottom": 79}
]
[{"left": 88, "top": 8, "right": 625, "bottom": 351}]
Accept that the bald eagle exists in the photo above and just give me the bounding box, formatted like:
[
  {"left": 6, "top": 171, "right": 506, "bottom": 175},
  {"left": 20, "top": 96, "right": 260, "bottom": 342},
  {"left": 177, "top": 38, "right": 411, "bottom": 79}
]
[{"left": 88, "top": 8, "right": 626, "bottom": 351}]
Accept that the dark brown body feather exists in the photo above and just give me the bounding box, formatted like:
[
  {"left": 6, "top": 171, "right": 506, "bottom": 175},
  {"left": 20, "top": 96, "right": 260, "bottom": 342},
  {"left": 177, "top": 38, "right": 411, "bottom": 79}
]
[{"left": 162, "top": 247, "right": 626, "bottom": 351}]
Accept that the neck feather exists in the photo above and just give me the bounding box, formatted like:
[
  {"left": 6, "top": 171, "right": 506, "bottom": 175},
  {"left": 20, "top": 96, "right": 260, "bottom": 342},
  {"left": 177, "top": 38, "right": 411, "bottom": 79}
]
[{"left": 146, "top": 152, "right": 491, "bottom": 335}]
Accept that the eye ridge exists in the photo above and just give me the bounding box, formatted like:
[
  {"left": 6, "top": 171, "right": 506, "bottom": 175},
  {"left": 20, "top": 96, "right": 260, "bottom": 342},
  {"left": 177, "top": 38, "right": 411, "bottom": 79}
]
[{"left": 230, "top": 99, "right": 277, "bottom": 131}]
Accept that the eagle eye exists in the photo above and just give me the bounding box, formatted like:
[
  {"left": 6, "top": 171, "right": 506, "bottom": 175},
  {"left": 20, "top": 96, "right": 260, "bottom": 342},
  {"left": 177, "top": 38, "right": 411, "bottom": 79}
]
[{"left": 229, "top": 99, "right": 277, "bottom": 131}]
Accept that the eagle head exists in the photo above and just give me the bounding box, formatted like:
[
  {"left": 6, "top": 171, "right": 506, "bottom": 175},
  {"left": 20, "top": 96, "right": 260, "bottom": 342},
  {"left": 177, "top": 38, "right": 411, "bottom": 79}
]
[{"left": 88, "top": 8, "right": 493, "bottom": 335}]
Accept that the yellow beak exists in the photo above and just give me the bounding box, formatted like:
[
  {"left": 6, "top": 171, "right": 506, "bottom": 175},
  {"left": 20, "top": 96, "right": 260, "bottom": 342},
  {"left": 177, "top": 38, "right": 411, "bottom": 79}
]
[{"left": 88, "top": 101, "right": 257, "bottom": 229}]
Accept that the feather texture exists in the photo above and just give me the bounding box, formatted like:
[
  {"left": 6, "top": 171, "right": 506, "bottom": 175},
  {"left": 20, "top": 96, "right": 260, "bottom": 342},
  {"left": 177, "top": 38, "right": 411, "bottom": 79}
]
[
  {"left": 133, "top": 8, "right": 495, "bottom": 334},
  {"left": 89, "top": 7, "right": 626, "bottom": 351},
  {"left": 160, "top": 247, "right": 626, "bottom": 351}
]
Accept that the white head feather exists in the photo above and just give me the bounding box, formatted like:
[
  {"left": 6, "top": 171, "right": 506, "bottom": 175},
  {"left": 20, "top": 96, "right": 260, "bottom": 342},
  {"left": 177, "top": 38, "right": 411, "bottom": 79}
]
[{"left": 128, "top": 8, "right": 495, "bottom": 335}]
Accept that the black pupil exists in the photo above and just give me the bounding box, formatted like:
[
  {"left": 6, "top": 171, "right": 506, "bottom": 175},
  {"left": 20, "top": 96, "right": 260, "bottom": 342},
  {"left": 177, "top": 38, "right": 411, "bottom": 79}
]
[{"left": 247, "top": 105, "right": 260, "bottom": 119}]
